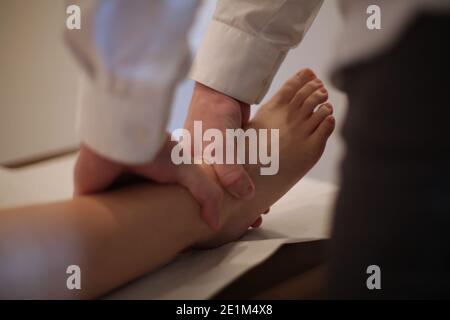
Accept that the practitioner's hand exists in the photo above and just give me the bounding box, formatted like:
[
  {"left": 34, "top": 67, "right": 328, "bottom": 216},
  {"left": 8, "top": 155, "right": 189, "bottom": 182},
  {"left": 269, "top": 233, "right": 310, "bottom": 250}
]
[
  {"left": 74, "top": 137, "right": 223, "bottom": 229},
  {"left": 184, "top": 82, "right": 256, "bottom": 201},
  {"left": 192, "top": 164, "right": 269, "bottom": 249}
]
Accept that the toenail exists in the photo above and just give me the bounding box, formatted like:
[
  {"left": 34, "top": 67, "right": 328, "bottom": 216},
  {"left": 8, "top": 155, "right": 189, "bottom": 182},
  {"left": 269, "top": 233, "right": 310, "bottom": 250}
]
[
  {"left": 320, "top": 88, "right": 327, "bottom": 93},
  {"left": 299, "top": 69, "right": 315, "bottom": 79}
]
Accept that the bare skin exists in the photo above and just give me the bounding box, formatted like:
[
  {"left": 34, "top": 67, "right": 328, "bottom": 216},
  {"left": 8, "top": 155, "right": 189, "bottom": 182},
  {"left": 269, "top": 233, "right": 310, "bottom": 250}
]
[
  {"left": 184, "top": 83, "right": 254, "bottom": 200},
  {"left": 74, "top": 81, "right": 252, "bottom": 230},
  {"left": 0, "top": 69, "right": 334, "bottom": 299},
  {"left": 74, "top": 138, "right": 224, "bottom": 229}
]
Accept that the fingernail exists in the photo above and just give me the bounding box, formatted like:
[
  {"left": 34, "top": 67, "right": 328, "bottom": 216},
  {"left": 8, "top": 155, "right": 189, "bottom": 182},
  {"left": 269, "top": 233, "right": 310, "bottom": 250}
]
[{"left": 229, "top": 175, "right": 255, "bottom": 200}]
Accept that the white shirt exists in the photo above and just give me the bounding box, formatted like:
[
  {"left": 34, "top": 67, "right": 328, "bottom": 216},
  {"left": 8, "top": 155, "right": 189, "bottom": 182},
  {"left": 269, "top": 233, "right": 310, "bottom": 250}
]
[
  {"left": 67, "top": 0, "right": 450, "bottom": 164},
  {"left": 66, "top": 0, "right": 199, "bottom": 164}
]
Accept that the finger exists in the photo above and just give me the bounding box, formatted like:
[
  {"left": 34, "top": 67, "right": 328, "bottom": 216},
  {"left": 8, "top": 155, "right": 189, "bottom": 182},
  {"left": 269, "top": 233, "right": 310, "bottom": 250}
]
[
  {"left": 179, "top": 165, "right": 223, "bottom": 230},
  {"left": 74, "top": 146, "right": 123, "bottom": 195},
  {"left": 213, "top": 163, "right": 255, "bottom": 200},
  {"left": 251, "top": 216, "right": 263, "bottom": 228}
]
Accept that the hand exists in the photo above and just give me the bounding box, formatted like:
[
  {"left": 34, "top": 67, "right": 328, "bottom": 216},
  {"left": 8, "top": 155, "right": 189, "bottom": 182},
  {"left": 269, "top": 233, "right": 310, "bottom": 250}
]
[
  {"left": 184, "top": 82, "right": 256, "bottom": 200},
  {"left": 192, "top": 166, "right": 270, "bottom": 249},
  {"left": 74, "top": 136, "right": 223, "bottom": 229}
]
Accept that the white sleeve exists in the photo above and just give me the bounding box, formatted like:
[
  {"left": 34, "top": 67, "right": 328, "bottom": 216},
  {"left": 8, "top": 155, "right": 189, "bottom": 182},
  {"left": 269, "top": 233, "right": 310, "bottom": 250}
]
[
  {"left": 65, "top": 0, "right": 199, "bottom": 164},
  {"left": 190, "top": 0, "right": 323, "bottom": 105}
]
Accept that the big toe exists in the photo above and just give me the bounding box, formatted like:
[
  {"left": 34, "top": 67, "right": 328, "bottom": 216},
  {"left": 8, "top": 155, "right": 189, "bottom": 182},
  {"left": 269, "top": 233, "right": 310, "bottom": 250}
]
[{"left": 272, "top": 68, "right": 317, "bottom": 104}]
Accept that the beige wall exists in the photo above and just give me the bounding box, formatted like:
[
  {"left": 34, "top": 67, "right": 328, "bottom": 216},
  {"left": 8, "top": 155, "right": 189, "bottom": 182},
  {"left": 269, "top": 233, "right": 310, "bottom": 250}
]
[{"left": 0, "top": 0, "right": 79, "bottom": 166}]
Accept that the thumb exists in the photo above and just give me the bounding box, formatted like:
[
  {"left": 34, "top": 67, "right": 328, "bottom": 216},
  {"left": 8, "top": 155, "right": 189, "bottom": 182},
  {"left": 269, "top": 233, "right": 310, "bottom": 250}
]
[
  {"left": 74, "top": 145, "right": 123, "bottom": 195},
  {"left": 213, "top": 163, "right": 255, "bottom": 200}
]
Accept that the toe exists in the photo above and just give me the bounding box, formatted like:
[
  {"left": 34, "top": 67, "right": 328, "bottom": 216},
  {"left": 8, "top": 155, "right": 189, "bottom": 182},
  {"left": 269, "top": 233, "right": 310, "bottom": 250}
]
[
  {"left": 299, "top": 88, "right": 328, "bottom": 119},
  {"left": 306, "top": 103, "right": 333, "bottom": 134},
  {"left": 296, "top": 68, "right": 317, "bottom": 87},
  {"left": 289, "top": 78, "right": 324, "bottom": 109},
  {"left": 251, "top": 216, "right": 263, "bottom": 228},
  {"left": 311, "top": 115, "right": 335, "bottom": 144},
  {"left": 272, "top": 69, "right": 316, "bottom": 104}
]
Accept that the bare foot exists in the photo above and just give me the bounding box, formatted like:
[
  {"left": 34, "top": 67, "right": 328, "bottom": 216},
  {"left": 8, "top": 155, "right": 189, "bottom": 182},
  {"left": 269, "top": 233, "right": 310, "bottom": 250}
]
[
  {"left": 197, "top": 69, "right": 335, "bottom": 247},
  {"left": 248, "top": 68, "right": 335, "bottom": 182}
]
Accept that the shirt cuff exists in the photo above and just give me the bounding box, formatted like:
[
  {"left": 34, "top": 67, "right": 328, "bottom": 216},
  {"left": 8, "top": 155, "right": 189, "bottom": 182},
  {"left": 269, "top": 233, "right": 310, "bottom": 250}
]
[
  {"left": 77, "top": 78, "right": 169, "bottom": 165},
  {"left": 190, "top": 19, "right": 287, "bottom": 105}
]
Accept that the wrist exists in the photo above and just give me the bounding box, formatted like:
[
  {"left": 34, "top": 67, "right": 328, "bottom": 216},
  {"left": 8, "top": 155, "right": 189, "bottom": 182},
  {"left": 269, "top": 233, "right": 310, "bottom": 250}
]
[{"left": 194, "top": 82, "right": 248, "bottom": 107}]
